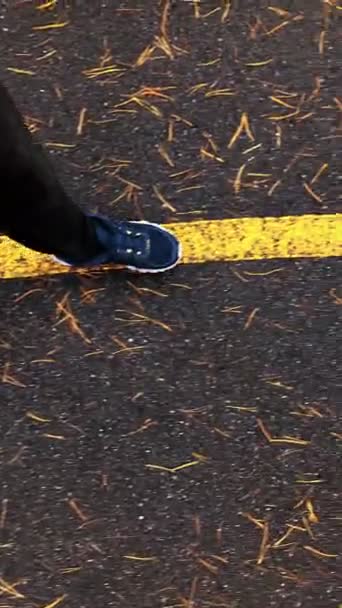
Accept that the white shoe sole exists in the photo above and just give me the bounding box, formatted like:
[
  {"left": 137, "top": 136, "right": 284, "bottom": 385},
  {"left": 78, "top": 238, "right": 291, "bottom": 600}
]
[{"left": 53, "top": 220, "right": 182, "bottom": 273}]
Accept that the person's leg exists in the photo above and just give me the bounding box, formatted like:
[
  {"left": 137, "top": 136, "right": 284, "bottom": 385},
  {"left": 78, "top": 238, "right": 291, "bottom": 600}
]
[
  {"left": 0, "top": 81, "right": 103, "bottom": 263},
  {"left": 0, "top": 81, "right": 181, "bottom": 272}
]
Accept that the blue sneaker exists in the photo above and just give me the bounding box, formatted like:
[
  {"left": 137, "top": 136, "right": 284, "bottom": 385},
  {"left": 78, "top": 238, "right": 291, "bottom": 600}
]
[{"left": 57, "top": 215, "right": 181, "bottom": 273}]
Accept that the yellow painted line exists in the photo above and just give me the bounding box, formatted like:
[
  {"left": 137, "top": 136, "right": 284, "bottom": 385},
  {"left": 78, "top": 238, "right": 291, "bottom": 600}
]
[{"left": 0, "top": 214, "right": 341, "bottom": 280}]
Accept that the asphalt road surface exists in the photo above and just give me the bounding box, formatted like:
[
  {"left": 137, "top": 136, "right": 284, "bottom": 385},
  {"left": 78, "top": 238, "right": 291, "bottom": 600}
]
[{"left": 0, "top": 2, "right": 341, "bottom": 607}]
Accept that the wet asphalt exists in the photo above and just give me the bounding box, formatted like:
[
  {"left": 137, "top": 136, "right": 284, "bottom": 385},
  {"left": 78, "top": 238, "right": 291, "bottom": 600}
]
[{"left": 0, "top": 2, "right": 341, "bottom": 607}]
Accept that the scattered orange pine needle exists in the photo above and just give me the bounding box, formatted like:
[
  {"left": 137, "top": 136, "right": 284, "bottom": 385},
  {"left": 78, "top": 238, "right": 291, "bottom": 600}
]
[
  {"left": 267, "top": 6, "right": 290, "bottom": 17},
  {"left": 266, "top": 109, "right": 300, "bottom": 121},
  {"left": 304, "top": 545, "right": 337, "bottom": 558},
  {"left": 171, "top": 113, "right": 194, "bottom": 127},
  {"left": 33, "top": 21, "right": 69, "bottom": 31},
  {"left": 242, "top": 513, "right": 270, "bottom": 564},
  {"left": 123, "top": 555, "right": 157, "bottom": 561},
  {"left": 60, "top": 567, "right": 82, "bottom": 574},
  {"left": 115, "top": 174, "right": 143, "bottom": 190},
  {"left": 7, "top": 67, "right": 35, "bottom": 76},
  {"left": 273, "top": 526, "right": 297, "bottom": 547},
  {"left": 266, "top": 19, "right": 291, "bottom": 36},
  {"left": 82, "top": 64, "right": 125, "bottom": 80},
  {"left": 26, "top": 411, "right": 51, "bottom": 423},
  {"left": 319, "top": 30, "right": 325, "bottom": 55},
  {"left": 242, "top": 512, "right": 265, "bottom": 529},
  {"left": 295, "top": 478, "right": 324, "bottom": 484},
  {"left": 45, "top": 142, "right": 76, "bottom": 149},
  {"left": 24, "top": 115, "right": 44, "bottom": 133},
  {"left": 244, "top": 267, "right": 285, "bottom": 276},
  {"left": 246, "top": 59, "right": 273, "bottom": 67},
  {"left": 153, "top": 185, "right": 177, "bottom": 211},
  {"left": 2, "top": 362, "right": 26, "bottom": 388},
  {"left": 221, "top": 0, "right": 232, "bottom": 22},
  {"left": 68, "top": 498, "right": 89, "bottom": 523},
  {"left": 146, "top": 460, "right": 200, "bottom": 474},
  {"left": 270, "top": 95, "right": 296, "bottom": 109},
  {"left": 266, "top": 14, "right": 304, "bottom": 36},
  {"left": 244, "top": 307, "right": 259, "bottom": 330},
  {"left": 268, "top": 178, "right": 281, "bottom": 195},
  {"left": 0, "top": 578, "right": 25, "bottom": 599},
  {"left": 157, "top": 144, "right": 175, "bottom": 167},
  {"left": 257, "top": 419, "right": 310, "bottom": 445},
  {"left": 287, "top": 524, "right": 306, "bottom": 532},
  {"left": 186, "top": 577, "right": 198, "bottom": 608},
  {"left": 112, "top": 346, "right": 144, "bottom": 357},
  {"left": 80, "top": 287, "right": 106, "bottom": 304},
  {"left": 306, "top": 499, "right": 319, "bottom": 524},
  {"left": 192, "top": 0, "right": 201, "bottom": 18},
  {"left": 233, "top": 163, "right": 247, "bottom": 193},
  {"left": 127, "top": 282, "right": 168, "bottom": 298},
  {"left": 228, "top": 112, "right": 255, "bottom": 148},
  {"left": 301, "top": 513, "right": 314, "bottom": 537},
  {"left": 117, "top": 96, "right": 163, "bottom": 118},
  {"left": 296, "top": 111, "right": 314, "bottom": 122},
  {"left": 160, "top": 0, "right": 170, "bottom": 39},
  {"left": 290, "top": 404, "right": 323, "bottom": 418},
  {"left": 200, "top": 147, "right": 224, "bottom": 163},
  {"left": 36, "top": 0, "right": 57, "bottom": 9},
  {"left": 115, "top": 309, "right": 172, "bottom": 332},
  {"left": 76, "top": 108, "right": 87, "bottom": 135},
  {"left": 14, "top": 288, "right": 44, "bottom": 303},
  {"left": 124, "top": 418, "right": 158, "bottom": 436},
  {"left": 40, "top": 595, "right": 66, "bottom": 608},
  {"left": 198, "top": 57, "right": 221, "bottom": 66},
  {"left": 205, "top": 88, "right": 235, "bottom": 97},
  {"left": 231, "top": 269, "right": 250, "bottom": 282},
  {"left": 168, "top": 118, "right": 174, "bottom": 142},
  {"left": 187, "top": 82, "right": 209, "bottom": 95},
  {"left": 176, "top": 184, "right": 204, "bottom": 193},
  {"left": 222, "top": 305, "right": 244, "bottom": 314},
  {"left": 111, "top": 335, "right": 129, "bottom": 350},
  {"left": 203, "top": 132, "right": 218, "bottom": 153},
  {"left": 303, "top": 182, "right": 323, "bottom": 204},
  {"left": 134, "top": 44, "right": 156, "bottom": 67},
  {"left": 197, "top": 558, "right": 218, "bottom": 575},
  {"left": 0, "top": 499, "right": 8, "bottom": 529},
  {"left": 192, "top": 451, "right": 208, "bottom": 463},
  {"left": 226, "top": 405, "right": 257, "bottom": 412},
  {"left": 55, "top": 293, "right": 91, "bottom": 344},
  {"left": 83, "top": 350, "right": 104, "bottom": 358},
  {"left": 213, "top": 426, "right": 231, "bottom": 438},
  {"left": 210, "top": 554, "right": 229, "bottom": 565},
  {"left": 193, "top": 515, "right": 201, "bottom": 537},
  {"left": 257, "top": 521, "right": 270, "bottom": 565},
  {"left": 131, "top": 86, "right": 175, "bottom": 101},
  {"left": 329, "top": 288, "right": 342, "bottom": 305},
  {"left": 264, "top": 379, "right": 293, "bottom": 390},
  {"left": 154, "top": 34, "right": 175, "bottom": 60},
  {"left": 36, "top": 49, "right": 58, "bottom": 61},
  {"left": 243, "top": 143, "right": 262, "bottom": 154},
  {"left": 42, "top": 433, "right": 65, "bottom": 440},
  {"left": 311, "top": 163, "right": 328, "bottom": 184},
  {"left": 201, "top": 6, "right": 221, "bottom": 18}
]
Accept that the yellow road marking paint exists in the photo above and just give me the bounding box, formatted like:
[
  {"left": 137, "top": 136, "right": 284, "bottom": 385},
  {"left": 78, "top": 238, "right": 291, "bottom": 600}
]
[{"left": 0, "top": 214, "right": 341, "bottom": 280}]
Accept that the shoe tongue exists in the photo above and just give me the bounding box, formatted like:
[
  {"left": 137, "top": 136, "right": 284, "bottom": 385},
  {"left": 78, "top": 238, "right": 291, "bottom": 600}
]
[
  {"left": 116, "top": 224, "right": 150, "bottom": 259},
  {"left": 116, "top": 227, "right": 133, "bottom": 250},
  {"left": 93, "top": 217, "right": 150, "bottom": 262}
]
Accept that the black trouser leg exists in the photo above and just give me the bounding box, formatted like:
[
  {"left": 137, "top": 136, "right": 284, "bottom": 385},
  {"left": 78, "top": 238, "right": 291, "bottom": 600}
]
[{"left": 0, "top": 81, "right": 103, "bottom": 263}]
